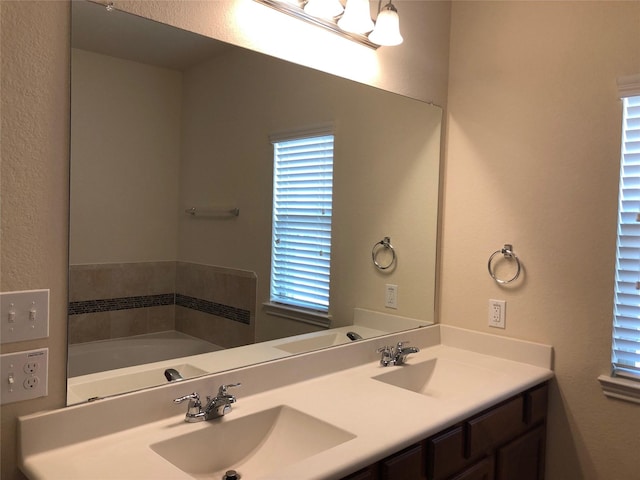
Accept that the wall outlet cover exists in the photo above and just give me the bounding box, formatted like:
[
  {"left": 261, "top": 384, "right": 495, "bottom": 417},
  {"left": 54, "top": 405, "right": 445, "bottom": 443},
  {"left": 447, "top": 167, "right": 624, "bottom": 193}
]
[{"left": 1, "top": 348, "right": 48, "bottom": 404}]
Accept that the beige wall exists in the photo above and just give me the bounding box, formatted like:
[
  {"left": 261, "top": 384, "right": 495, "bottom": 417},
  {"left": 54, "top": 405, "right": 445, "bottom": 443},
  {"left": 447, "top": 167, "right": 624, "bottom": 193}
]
[
  {"left": 0, "top": 1, "right": 450, "bottom": 478},
  {"left": 1, "top": 2, "right": 70, "bottom": 479},
  {"left": 442, "top": 2, "right": 640, "bottom": 479},
  {"left": 70, "top": 49, "right": 182, "bottom": 264}
]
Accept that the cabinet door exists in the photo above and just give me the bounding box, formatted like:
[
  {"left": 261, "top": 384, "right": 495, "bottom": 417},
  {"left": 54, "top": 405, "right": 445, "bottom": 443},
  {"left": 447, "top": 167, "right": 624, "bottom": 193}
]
[
  {"left": 380, "top": 443, "right": 425, "bottom": 480},
  {"left": 451, "top": 456, "right": 495, "bottom": 480},
  {"left": 427, "top": 425, "right": 466, "bottom": 480},
  {"left": 466, "top": 396, "right": 525, "bottom": 458},
  {"left": 495, "top": 425, "right": 545, "bottom": 480},
  {"left": 342, "top": 465, "right": 379, "bottom": 480}
]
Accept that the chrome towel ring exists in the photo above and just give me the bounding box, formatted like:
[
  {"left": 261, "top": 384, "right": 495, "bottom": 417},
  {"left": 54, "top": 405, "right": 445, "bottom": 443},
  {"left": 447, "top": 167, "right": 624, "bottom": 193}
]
[
  {"left": 372, "top": 237, "right": 396, "bottom": 270},
  {"left": 488, "top": 244, "right": 522, "bottom": 284}
]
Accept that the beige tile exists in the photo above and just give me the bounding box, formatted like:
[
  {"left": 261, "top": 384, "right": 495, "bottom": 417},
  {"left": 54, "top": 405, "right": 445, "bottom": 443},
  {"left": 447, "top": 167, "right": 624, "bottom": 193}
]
[
  {"left": 148, "top": 305, "right": 175, "bottom": 332},
  {"left": 175, "top": 306, "right": 255, "bottom": 348},
  {"left": 68, "top": 312, "right": 110, "bottom": 344},
  {"left": 109, "top": 308, "right": 148, "bottom": 339},
  {"left": 146, "top": 261, "right": 176, "bottom": 295}
]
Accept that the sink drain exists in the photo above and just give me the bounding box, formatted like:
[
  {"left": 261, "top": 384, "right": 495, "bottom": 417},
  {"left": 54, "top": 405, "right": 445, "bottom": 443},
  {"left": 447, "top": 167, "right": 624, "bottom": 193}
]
[{"left": 222, "top": 470, "right": 240, "bottom": 480}]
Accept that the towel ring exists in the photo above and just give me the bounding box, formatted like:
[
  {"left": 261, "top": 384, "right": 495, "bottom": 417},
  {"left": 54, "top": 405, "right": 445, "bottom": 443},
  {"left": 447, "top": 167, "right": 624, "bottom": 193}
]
[
  {"left": 488, "top": 244, "right": 521, "bottom": 284},
  {"left": 372, "top": 237, "right": 396, "bottom": 270}
]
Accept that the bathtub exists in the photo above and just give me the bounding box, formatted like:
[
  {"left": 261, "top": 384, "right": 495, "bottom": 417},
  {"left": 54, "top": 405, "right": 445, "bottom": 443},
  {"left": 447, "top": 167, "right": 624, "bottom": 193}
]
[{"left": 68, "top": 331, "right": 222, "bottom": 377}]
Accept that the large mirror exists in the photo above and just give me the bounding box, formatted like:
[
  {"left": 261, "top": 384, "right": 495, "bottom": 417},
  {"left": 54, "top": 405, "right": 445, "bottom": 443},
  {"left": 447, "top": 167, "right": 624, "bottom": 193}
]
[{"left": 67, "top": 0, "right": 442, "bottom": 405}]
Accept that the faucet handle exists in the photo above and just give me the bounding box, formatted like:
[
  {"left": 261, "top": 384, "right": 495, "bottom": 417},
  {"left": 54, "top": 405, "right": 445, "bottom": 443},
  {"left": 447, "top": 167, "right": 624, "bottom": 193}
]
[
  {"left": 217, "top": 383, "right": 241, "bottom": 397},
  {"left": 174, "top": 392, "right": 203, "bottom": 420},
  {"left": 174, "top": 392, "right": 200, "bottom": 406},
  {"left": 377, "top": 346, "right": 393, "bottom": 366}
]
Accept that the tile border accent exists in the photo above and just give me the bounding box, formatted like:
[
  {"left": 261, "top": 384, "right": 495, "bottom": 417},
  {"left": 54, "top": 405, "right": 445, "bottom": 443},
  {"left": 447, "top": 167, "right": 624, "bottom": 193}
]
[
  {"left": 68, "top": 294, "right": 174, "bottom": 315},
  {"left": 175, "top": 294, "right": 251, "bottom": 325},
  {"left": 69, "top": 293, "right": 251, "bottom": 325}
]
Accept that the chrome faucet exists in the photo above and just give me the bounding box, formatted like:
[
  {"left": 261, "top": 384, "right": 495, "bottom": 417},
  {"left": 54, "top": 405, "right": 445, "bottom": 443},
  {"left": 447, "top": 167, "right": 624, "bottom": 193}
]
[
  {"left": 174, "top": 383, "right": 241, "bottom": 422},
  {"left": 377, "top": 341, "right": 419, "bottom": 366}
]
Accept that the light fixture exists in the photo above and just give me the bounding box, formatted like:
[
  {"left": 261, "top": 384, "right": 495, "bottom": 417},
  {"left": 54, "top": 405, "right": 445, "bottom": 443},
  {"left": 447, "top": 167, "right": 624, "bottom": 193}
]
[
  {"left": 254, "top": 0, "right": 404, "bottom": 49},
  {"left": 304, "top": 0, "right": 344, "bottom": 20},
  {"left": 368, "top": 1, "right": 403, "bottom": 46},
  {"left": 337, "top": 0, "right": 374, "bottom": 34}
]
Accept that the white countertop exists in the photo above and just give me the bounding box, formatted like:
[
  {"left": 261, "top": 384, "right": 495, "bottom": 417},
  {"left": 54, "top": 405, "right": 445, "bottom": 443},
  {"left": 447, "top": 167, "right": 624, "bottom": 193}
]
[{"left": 19, "top": 325, "right": 553, "bottom": 480}]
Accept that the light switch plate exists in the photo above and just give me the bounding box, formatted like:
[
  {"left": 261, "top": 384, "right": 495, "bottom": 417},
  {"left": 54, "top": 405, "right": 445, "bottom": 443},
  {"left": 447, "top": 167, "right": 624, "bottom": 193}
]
[
  {"left": 1, "top": 348, "right": 48, "bottom": 404},
  {"left": 0, "top": 289, "right": 49, "bottom": 344}
]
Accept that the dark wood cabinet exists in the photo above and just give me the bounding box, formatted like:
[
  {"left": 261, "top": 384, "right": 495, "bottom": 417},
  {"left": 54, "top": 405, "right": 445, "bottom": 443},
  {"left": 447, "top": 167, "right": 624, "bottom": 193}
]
[
  {"left": 495, "top": 425, "right": 545, "bottom": 480},
  {"left": 380, "top": 443, "right": 426, "bottom": 480},
  {"left": 451, "top": 456, "right": 494, "bottom": 480},
  {"left": 340, "top": 383, "right": 548, "bottom": 480},
  {"left": 342, "top": 466, "right": 379, "bottom": 480}
]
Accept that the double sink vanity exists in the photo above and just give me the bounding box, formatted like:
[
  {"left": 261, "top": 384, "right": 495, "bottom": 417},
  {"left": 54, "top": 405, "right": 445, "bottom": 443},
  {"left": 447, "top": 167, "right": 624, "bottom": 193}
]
[{"left": 18, "top": 319, "right": 553, "bottom": 480}]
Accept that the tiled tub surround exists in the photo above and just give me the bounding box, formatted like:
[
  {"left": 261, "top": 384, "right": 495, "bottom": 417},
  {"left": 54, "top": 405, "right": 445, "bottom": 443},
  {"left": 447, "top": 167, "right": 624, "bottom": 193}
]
[
  {"left": 175, "top": 262, "right": 256, "bottom": 348},
  {"left": 19, "top": 325, "right": 554, "bottom": 480},
  {"left": 68, "top": 262, "right": 256, "bottom": 347}
]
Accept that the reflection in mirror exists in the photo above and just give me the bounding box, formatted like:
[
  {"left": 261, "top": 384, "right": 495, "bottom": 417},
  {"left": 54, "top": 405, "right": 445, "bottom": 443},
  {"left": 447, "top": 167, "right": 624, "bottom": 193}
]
[{"left": 68, "top": 0, "right": 442, "bottom": 405}]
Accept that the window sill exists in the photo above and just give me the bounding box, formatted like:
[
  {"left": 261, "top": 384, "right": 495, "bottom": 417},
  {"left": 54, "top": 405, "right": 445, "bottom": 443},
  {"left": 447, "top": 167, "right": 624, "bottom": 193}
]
[
  {"left": 598, "top": 374, "right": 640, "bottom": 404},
  {"left": 262, "top": 302, "right": 331, "bottom": 328}
]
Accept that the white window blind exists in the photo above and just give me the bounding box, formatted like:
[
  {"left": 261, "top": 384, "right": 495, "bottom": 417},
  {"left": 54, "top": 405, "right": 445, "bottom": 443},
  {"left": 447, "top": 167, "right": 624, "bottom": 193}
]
[
  {"left": 270, "top": 134, "right": 334, "bottom": 313},
  {"left": 613, "top": 94, "right": 640, "bottom": 379}
]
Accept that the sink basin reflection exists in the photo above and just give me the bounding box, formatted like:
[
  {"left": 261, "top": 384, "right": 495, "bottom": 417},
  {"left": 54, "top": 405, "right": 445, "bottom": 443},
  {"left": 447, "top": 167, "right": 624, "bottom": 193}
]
[
  {"left": 151, "top": 406, "right": 356, "bottom": 479},
  {"left": 372, "top": 357, "right": 504, "bottom": 398},
  {"left": 274, "top": 333, "right": 342, "bottom": 354},
  {"left": 68, "top": 363, "right": 208, "bottom": 401}
]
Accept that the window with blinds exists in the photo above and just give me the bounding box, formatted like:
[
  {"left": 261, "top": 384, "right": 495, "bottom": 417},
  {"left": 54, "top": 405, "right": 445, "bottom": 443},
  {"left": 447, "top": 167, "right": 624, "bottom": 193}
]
[
  {"left": 270, "top": 133, "right": 334, "bottom": 313},
  {"left": 613, "top": 94, "right": 640, "bottom": 380}
]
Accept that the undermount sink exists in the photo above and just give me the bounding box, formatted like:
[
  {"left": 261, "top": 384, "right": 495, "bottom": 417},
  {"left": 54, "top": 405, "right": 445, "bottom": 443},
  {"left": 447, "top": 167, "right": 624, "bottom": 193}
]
[
  {"left": 274, "top": 333, "right": 343, "bottom": 354},
  {"left": 372, "top": 357, "right": 504, "bottom": 399},
  {"left": 150, "top": 405, "right": 356, "bottom": 479}
]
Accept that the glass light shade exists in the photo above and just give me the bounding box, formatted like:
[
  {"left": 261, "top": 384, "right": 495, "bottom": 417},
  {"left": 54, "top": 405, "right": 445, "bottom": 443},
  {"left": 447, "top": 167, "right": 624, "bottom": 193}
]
[
  {"left": 304, "top": 0, "right": 344, "bottom": 20},
  {"left": 337, "top": 0, "right": 374, "bottom": 34},
  {"left": 368, "top": 3, "right": 403, "bottom": 46}
]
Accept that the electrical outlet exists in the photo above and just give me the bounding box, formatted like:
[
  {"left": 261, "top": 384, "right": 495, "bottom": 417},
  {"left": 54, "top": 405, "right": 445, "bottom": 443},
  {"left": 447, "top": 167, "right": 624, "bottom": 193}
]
[
  {"left": 488, "top": 299, "right": 506, "bottom": 329},
  {"left": 1, "top": 348, "right": 48, "bottom": 404},
  {"left": 385, "top": 284, "right": 398, "bottom": 309},
  {"left": 1, "top": 289, "right": 49, "bottom": 344}
]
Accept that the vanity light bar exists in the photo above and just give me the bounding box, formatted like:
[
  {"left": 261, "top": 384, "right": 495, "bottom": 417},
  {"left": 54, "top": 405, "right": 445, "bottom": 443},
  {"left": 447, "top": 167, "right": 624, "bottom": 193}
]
[{"left": 254, "top": 0, "right": 380, "bottom": 49}]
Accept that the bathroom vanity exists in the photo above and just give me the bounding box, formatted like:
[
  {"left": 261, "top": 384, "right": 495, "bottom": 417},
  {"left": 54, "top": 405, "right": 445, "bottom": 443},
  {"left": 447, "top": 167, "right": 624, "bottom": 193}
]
[
  {"left": 343, "top": 382, "right": 547, "bottom": 480},
  {"left": 18, "top": 324, "right": 553, "bottom": 480}
]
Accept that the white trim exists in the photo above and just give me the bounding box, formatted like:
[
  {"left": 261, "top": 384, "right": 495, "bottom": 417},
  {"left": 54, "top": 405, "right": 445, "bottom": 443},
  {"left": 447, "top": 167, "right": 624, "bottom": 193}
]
[
  {"left": 598, "top": 374, "right": 640, "bottom": 404},
  {"left": 262, "top": 301, "right": 332, "bottom": 328},
  {"left": 617, "top": 74, "right": 640, "bottom": 98},
  {"left": 269, "top": 123, "right": 335, "bottom": 142}
]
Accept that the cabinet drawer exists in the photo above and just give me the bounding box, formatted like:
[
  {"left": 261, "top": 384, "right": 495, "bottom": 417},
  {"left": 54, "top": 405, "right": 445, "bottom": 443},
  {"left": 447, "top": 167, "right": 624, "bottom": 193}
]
[
  {"left": 466, "top": 396, "right": 525, "bottom": 458},
  {"left": 427, "top": 425, "right": 465, "bottom": 480},
  {"left": 342, "top": 465, "right": 380, "bottom": 480},
  {"left": 381, "top": 443, "right": 425, "bottom": 479},
  {"left": 451, "top": 455, "right": 494, "bottom": 480},
  {"left": 525, "top": 383, "right": 548, "bottom": 425}
]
